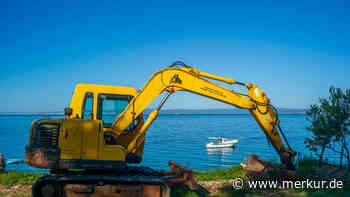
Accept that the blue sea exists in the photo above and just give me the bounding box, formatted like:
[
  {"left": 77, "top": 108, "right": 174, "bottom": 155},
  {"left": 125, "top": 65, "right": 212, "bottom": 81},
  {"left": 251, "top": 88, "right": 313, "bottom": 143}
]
[{"left": 0, "top": 114, "right": 326, "bottom": 172}]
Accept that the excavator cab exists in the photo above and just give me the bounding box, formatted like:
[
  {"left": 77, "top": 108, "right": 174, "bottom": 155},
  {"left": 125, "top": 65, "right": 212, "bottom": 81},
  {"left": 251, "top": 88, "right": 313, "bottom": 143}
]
[{"left": 25, "top": 84, "right": 145, "bottom": 170}]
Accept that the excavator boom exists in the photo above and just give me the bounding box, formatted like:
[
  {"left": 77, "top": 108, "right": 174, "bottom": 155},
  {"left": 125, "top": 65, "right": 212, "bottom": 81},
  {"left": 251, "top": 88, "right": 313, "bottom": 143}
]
[{"left": 112, "top": 62, "right": 296, "bottom": 169}]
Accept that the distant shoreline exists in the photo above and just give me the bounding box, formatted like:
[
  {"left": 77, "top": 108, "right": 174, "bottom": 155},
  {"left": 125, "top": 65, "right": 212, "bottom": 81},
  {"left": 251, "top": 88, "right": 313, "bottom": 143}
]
[{"left": 0, "top": 108, "right": 306, "bottom": 116}]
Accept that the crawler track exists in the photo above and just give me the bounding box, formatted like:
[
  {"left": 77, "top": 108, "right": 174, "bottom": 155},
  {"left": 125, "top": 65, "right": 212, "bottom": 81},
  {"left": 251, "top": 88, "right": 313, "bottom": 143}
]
[{"left": 32, "top": 167, "right": 173, "bottom": 197}]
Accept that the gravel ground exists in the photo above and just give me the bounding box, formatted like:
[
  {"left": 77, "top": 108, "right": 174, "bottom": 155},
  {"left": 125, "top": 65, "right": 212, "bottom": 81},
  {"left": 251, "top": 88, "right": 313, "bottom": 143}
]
[{"left": 0, "top": 185, "right": 31, "bottom": 197}]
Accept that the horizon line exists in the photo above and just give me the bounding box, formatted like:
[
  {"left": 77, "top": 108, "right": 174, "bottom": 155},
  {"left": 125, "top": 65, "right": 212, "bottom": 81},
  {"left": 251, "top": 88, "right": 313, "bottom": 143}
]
[{"left": 0, "top": 108, "right": 306, "bottom": 115}]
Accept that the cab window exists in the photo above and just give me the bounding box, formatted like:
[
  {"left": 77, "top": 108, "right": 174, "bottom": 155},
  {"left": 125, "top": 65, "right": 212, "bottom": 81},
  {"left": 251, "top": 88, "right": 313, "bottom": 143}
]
[
  {"left": 82, "top": 92, "right": 93, "bottom": 119},
  {"left": 97, "top": 94, "right": 132, "bottom": 128}
]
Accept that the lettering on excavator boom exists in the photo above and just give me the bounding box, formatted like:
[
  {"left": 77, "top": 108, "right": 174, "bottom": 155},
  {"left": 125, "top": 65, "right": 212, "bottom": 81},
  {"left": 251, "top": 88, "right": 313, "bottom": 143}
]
[{"left": 200, "top": 86, "right": 226, "bottom": 97}]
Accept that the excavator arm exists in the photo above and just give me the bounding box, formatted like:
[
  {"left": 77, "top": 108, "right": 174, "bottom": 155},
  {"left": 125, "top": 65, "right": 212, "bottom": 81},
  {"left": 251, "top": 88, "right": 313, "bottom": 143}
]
[{"left": 112, "top": 62, "right": 296, "bottom": 170}]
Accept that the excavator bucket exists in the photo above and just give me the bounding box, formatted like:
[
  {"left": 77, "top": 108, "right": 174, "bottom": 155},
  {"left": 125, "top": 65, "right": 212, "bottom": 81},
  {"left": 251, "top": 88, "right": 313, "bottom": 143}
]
[
  {"left": 240, "top": 153, "right": 272, "bottom": 172},
  {"left": 240, "top": 153, "right": 296, "bottom": 180}
]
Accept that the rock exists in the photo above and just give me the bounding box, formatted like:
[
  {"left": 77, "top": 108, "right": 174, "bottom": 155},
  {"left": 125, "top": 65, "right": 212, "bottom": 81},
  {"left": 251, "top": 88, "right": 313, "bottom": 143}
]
[{"left": 0, "top": 153, "right": 5, "bottom": 172}]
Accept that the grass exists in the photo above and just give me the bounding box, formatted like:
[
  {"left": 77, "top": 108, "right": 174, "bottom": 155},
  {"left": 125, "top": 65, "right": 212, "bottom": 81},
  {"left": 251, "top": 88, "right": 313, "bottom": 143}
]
[
  {"left": 1, "top": 157, "right": 349, "bottom": 197},
  {"left": 171, "top": 185, "right": 209, "bottom": 197},
  {"left": 0, "top": 171, "right": 43, "bottom": 186},
  {"left": 194, "top": 165, "right": 247, "bottom": 182},
  {"left": 193, "top": 156, "right": 350, "bottom": 197}
]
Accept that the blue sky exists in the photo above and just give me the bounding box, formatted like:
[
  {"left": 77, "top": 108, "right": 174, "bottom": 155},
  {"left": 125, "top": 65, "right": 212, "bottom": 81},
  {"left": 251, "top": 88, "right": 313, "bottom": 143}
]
[{"left": 1, "top": 1, "right": 349, "bottom": 112}]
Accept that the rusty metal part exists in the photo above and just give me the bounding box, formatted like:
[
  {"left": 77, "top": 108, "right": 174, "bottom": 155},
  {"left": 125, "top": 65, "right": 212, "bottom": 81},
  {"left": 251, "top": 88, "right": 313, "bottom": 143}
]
[
  {"left": 240, "top": 153, "right": 273, "bottom": 172},
  {"left": 240, "top": 153, "right": 296, "bottom": 180},
  {"left": 165, "top": 161, "right": 198, "bottom": 190},
  {"left": 25, "top": 147, "right": 59, "bottom": 169}
]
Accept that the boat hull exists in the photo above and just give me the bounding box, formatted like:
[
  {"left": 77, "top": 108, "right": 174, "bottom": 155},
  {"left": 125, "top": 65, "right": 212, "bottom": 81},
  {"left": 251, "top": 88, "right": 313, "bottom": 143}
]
[
  {"left": 205, "top": 139, "right": 238, "bottom": 149},
  {"left": 206, "top": 144, "right": 235, "bottom": 149}
]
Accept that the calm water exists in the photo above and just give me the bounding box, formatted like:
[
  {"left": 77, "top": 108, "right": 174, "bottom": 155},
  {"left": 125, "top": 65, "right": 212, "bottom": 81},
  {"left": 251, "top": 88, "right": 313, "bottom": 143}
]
[{"left": 0, "top": 114, "right": 319, "bottom": 172}]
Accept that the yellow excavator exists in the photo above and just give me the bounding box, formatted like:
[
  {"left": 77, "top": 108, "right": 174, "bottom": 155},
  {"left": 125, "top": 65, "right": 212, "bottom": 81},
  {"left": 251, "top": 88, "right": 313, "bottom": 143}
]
[{"left": 25, "top": 61, "right": 296, "bottom": 197}]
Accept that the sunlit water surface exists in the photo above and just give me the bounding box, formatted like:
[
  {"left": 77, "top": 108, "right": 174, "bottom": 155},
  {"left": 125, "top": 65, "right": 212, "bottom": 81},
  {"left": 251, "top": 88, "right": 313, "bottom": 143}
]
[{"left": 0, "top": 114, "right": 327, "bottom": 172}]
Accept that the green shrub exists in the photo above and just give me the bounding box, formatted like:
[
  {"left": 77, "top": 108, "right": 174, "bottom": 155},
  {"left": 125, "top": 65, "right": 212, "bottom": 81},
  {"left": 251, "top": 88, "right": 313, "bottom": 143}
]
[
  {"left": 0, "top": 171, "right": 43, "bottom": 185},
  {"left": 170, "top": 185, "right": 204, "bottom": 197},
  {"left": 296, "top": 156, "right": 319, "bottom": 178}
]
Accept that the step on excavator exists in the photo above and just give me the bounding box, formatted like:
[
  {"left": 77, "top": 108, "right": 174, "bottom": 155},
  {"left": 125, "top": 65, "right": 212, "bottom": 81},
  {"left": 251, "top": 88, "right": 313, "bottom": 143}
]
[{"left": 25, "top": 61, "right": 296, "bottom": 197}]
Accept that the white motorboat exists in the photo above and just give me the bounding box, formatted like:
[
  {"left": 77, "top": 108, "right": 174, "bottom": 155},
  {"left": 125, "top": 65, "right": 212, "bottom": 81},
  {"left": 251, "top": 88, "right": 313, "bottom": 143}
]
[{"left": 206, "top": 137, "right": 238, "bottom": 149}]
